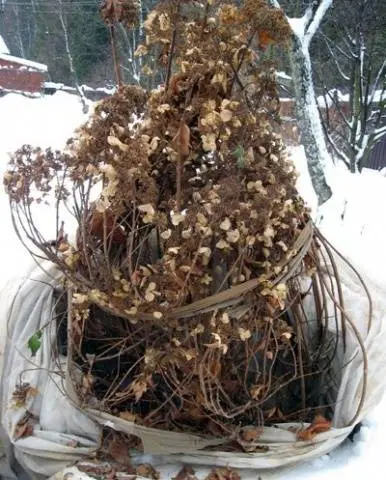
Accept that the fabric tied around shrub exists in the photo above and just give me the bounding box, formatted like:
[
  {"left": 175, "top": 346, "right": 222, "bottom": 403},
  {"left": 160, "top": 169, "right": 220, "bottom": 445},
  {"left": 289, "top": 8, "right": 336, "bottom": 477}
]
[{"left": 1, "top": 252, "right": 386, "bottom": 478}]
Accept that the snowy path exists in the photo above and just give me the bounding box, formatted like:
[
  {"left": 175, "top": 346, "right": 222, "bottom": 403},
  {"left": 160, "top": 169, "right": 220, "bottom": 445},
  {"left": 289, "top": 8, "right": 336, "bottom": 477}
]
[{"left": 1, "top": 92, "right": 386, "bottom": 479}]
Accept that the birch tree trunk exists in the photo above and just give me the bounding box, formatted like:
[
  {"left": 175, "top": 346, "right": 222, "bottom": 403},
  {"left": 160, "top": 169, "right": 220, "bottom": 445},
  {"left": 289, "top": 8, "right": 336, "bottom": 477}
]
[
  {"left": 290, "top": 35, "right": 332, "bottom": 204},
  {"left": 57, "top": 0, "right": 89, "bottom": 114},
  {"left": 13, "top": 5, "right": 25, "bottom": 58},
  {"left": 269, "top": 0, "right": 333, "bottom": 205}
]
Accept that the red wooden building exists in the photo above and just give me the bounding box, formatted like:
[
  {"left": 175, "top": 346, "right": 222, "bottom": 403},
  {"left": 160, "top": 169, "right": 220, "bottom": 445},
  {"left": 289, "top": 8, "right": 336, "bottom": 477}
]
[{"left": 0, "top": 35, "right": 47, "bottom": 93}]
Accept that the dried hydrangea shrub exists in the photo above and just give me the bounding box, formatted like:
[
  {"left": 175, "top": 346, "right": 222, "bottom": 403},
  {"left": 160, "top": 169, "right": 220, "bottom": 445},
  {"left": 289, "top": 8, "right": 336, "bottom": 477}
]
[{"left": 5, "top": 0, "right": 352, "bottom": 441}]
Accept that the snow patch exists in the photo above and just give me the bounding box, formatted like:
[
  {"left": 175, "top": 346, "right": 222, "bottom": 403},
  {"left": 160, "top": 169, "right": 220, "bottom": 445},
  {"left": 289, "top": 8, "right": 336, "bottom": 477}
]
[
  {"left": 0, "top": 34, "right": 9, "bottom": 55},
  {"left": 288, "top": 16, "right": 307, "bottom": 38},
  {"left": 0, "top": 92, "right": 89, "bottom": 287}
]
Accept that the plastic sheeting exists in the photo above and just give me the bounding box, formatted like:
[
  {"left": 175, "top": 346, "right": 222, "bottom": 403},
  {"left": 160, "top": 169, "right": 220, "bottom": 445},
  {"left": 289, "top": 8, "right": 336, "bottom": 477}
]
[{"left": 1, "top": 256, "right": 386, "bottom": 479}]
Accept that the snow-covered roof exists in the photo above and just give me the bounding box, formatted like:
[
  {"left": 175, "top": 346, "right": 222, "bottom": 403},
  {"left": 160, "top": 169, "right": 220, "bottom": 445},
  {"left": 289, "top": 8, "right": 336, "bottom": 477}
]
[
  {"left": 0, "top": 34, "right": 9, "bottom": 55},
  {"left": 0, "top": 52, "right": 47, "bottom": 72}
]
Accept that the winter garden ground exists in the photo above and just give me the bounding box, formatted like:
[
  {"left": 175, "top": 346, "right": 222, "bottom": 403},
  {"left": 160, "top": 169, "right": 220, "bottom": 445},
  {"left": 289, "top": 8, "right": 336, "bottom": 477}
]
[{"left": 0, "top": 92, "right": 386, "bottom": 479}]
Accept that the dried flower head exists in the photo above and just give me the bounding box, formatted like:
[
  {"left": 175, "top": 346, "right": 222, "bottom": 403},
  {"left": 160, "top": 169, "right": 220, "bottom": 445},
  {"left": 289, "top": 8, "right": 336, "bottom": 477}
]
[{"left": 100, "top": 0, "right": 140, "bottom": 28}]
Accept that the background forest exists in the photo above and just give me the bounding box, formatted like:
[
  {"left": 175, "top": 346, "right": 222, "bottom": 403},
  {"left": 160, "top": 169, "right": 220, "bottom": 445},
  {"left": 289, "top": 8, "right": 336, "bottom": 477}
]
[
  {"left": 1, "top": 0, "right": 385, "bottom": 91},
  {"left": 0, "top": 0, "right": 385, "bottom": 176}
]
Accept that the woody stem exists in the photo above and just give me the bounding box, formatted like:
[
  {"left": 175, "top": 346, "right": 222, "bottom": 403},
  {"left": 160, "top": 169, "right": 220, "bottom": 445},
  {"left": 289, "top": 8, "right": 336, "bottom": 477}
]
[
  {"left": 110, "top": 24, "right": 122, "bottom": 87},
  {"left": 176, "top": 154, "right": 182, "bottom": 213},
  {"left": 165, "top": 27, "right": 177, "bottom": 92}
]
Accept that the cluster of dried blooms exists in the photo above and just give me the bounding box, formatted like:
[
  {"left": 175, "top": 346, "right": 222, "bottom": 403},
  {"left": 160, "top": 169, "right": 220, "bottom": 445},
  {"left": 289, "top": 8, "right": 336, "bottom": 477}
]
[
  {"left": 100, "top": 0, "right": 140, "bottom": 28},
  {"left": 4, "top": 0, "right": 349, "bottom": 445}
]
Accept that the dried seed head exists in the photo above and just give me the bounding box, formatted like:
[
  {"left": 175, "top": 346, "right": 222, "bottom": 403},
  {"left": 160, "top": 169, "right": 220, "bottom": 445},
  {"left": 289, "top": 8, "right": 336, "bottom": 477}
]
[{"left": 100, "top": 0, "right": 140, "bottom": 28}]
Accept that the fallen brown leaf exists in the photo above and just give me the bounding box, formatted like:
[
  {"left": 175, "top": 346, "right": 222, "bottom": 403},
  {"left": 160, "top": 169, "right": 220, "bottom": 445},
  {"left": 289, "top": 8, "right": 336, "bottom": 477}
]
[
  {"left": 12, "top": 383, "right": 38, "bottom": 408},
  {"left": 119, "top": 411, "right": 137, "bottom": 422},
  {"left": 297, "top": 414, "right": 332, "bottom": 441},
  {"left": 107, "top": 435, "right": 132, "bottom": 467},
  {"left": 258, "top": 30, "right": 275, "bottom": 50},
  {"left": 240, "top": 426, "right": 263, "bottom": 442},
  {"left": 172, "top": 120, "right": 191, "bottom": 157},
  {"left": 14, "top": 411, "right": 37, "bottom": 440}
]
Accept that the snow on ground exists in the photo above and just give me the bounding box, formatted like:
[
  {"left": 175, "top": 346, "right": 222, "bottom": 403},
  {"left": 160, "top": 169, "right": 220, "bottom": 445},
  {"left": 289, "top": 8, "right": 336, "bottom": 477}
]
[
  {"left": 0, "top": 92, "right": 89, "bottom": 288},
  {"left": 292, "top": 145, "right": 386, "bottom": 290},
  {"left": 1, "top": 92, "right": 386, "bottom": 479}
]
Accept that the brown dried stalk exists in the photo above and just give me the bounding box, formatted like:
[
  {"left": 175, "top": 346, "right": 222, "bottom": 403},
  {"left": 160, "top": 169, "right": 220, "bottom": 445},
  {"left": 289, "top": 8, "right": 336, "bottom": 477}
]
[{"left": 109, "top": 25, "right": 123, "bottom": 87}]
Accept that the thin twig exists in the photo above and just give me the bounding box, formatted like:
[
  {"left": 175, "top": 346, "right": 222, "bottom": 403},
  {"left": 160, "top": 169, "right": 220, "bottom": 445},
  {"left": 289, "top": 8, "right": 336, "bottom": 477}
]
[
  {"left": 110, "top": 25, "right": 122, "bottom": 87},
  {"left": 165, "top": 27, "right": 178, "bottom": 92}
]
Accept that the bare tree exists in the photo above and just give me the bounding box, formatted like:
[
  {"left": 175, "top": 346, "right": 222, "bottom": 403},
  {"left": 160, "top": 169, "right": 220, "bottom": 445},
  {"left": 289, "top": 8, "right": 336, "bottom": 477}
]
[
  {"left": 116, "top": 0, "right": 161, "bottom": 88},
  {"left": 12, "top": 4, "right": 25, "bottom": 58},
  {"left": 57, "top": 0, "right": 89, "bottom": 113},
  {"left": 269, "top": 0, "right": 333, "bottom": 205},
  {"left": 316, "top": 0, "right": 386, "bottom": 172}
]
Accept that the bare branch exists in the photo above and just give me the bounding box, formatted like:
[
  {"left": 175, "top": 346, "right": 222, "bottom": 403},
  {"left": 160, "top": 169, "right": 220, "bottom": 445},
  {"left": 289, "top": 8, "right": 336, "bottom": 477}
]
[
  {"left": 320, "top": 31, "right": 351, "bottom": 66},
  {"left": 57, "top": 0, "right": 88, "bottom": 113},
  {"left": 369, "top": 60, "right": 386, "bottom": 105},
  {"left": 304, "top": 0, "right": 333, "bottom": 47},
  {"left": 325, "top": 90, "right": 351, "bottom": 129}
]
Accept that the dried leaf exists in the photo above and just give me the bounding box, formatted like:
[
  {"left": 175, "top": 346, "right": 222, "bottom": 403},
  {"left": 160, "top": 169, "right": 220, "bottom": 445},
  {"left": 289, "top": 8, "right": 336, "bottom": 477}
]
[
  {"left": 14, "top": 411, "right": 37, "bottom": 440},
  {"left": 220, "top": 109, "right": 233, "bottom": 122},
  {"left": 216, "top": 239, "right": 229, "bottom": 249},
  {"left": 138, "top": 203, "right": 155, "bottom": 215},
  {"left": 106, "top": 432, "right": 132, "bottom": 466},
  {"left": 226, "top": 229, "right": 240, "bottom": 243},
  {"left": 158, "top": 13, "right": 171, "bottom": 31},
  {"left": 297, "top": 415, "right": 332, "bottom": 441},
  {"left": 172, "top": 121, "right": 191, "bottom": 157},
  {"left": 220, "top": 217, "right": 231, "bottom": 231},
  {"left": 161, "top": 229, "right": 172, "bottom": 239},
  {"left": 171, "top": 212, "right": 185, "bottom": 226},
  {"left": 131, "top": 377, "right": 149, "bottom": 402},
  {"left": 145, "top": 291, "right": 155, "bottom": 302},
  {"left": 250, "top": 384, "right": 265, "bottom": 400},
  {"left": 107, "top": 135, "right": 129, "bottom": 152},
  {"left": 134, "top": 44, "right": 148, "bottom": 56},
  {"left": 240, "top": 427, "right": 263, "bottom": 442},
  {"left": 173, "top": 465, "right": 198, "bottom": 480},
  {"left": 259, "top": 30, "right": 275, "bottom": 50},
  {"left": 201, "top": 133, "right": 217, "bottom": 152},
  {"left": 246, "top": 146, "right": 255, "bottom": 164},
  {"left": 136, "top": 464, "right": 160, "bottom": 479},
  {"left": 100, "top": 0, "right": 139, "bottom": 27},
  {"left": 12, "top": 383, "right": 39, "bottom": 408},
  {"left": 238, "top": 328, "right": 251, "bottom": 341},
  {"left": 205, "top": 467, "right": 241, "bottom": 480}
]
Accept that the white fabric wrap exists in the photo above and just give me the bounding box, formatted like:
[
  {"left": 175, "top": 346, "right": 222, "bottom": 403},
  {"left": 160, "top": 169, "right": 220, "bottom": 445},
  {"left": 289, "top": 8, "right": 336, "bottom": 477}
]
[{"left": 0, "top": 256, "right": 385, "bottom": 478}]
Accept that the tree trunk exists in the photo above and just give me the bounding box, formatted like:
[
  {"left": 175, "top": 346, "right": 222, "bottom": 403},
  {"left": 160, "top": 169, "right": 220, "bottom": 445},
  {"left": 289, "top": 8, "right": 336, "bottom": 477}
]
[
  {"left": 13, "top": 5, "right": 25, "bottom": 58},
  {"left": 58, "top": 0, "right": 89, "bottom": 114},
  {"left": 290, "top": 36, "right": 332, "bottom": 205}
]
